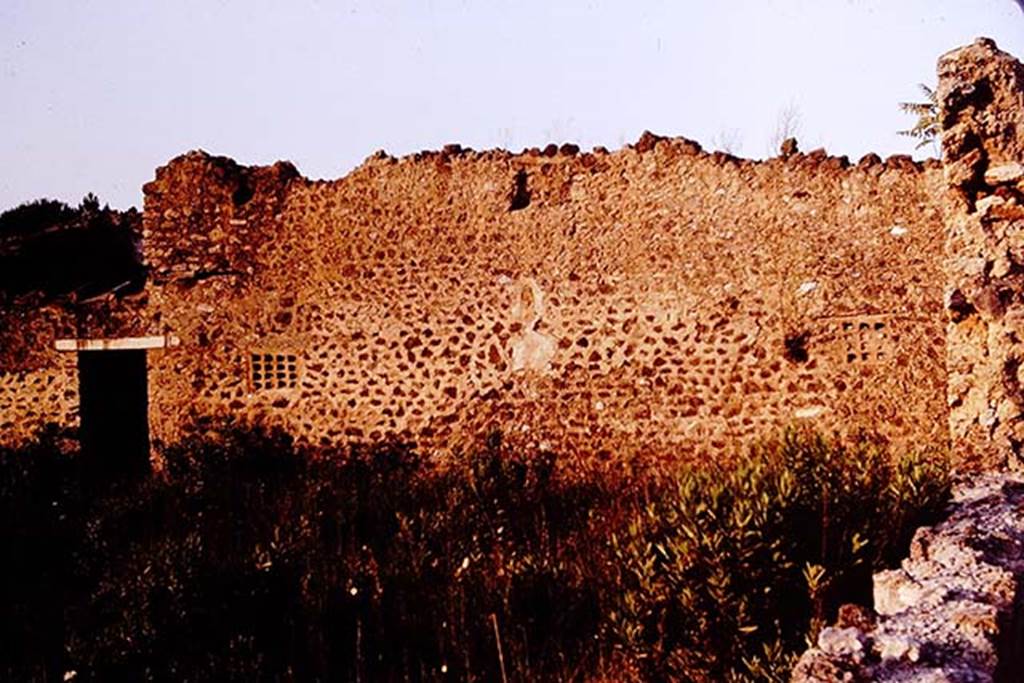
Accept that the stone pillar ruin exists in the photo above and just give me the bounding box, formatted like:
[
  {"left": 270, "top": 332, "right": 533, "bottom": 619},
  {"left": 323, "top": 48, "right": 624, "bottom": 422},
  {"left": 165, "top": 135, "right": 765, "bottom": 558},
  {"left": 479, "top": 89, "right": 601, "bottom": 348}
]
[{"left": 940, "top": 38, "right": 1024, "bottom": 470}]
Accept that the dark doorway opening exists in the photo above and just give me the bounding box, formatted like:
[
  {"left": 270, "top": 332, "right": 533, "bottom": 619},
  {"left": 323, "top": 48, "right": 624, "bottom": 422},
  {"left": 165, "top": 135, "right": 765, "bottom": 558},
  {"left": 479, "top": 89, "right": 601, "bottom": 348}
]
[{"left": 77, "top": 350, "right": 150, "bottom": 475}]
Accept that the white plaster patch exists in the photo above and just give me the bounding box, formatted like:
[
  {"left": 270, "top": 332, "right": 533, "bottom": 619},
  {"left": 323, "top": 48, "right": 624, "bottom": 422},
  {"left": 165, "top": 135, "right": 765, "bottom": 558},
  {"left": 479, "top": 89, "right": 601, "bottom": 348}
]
[
  {"left": 511, "top": 278, "right": 545, "bottom": 325},
  {"left": 509, "top": 277, "right": 555, "bottom": 372},
  {"left": 510, "top": 330, "right": 556, "bottom": 373},
  {"left": 794, "top": 405, "right": 826, "bottom": 419},
  {"left": 797, "top": 281, "right": 819, "bottom": 296}
]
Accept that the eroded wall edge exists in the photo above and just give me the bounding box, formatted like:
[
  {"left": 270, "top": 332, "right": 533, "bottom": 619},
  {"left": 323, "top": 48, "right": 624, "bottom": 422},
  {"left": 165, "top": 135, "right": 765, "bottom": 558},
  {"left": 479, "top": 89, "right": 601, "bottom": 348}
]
[{"left": 941, "top": 38, "right": 1024, "bottom": 470}]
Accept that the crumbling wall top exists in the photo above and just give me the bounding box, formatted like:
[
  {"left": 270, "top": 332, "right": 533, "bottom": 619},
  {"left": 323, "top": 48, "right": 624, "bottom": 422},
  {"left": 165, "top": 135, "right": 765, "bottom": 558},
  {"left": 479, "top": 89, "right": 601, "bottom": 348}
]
[
  {"left": 142, "top": 150, "right": 299, "bottom": 284},
  {"left": 939, "top": 37, "right": 1024, "bottom": 198}
]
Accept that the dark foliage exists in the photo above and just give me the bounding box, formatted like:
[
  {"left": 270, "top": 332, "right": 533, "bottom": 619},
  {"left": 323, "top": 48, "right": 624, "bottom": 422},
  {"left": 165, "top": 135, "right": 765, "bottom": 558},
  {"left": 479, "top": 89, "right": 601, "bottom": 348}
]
[
  {"left": 0, "top": 195, "right": 144, "bottom": 301},
  {"left": 0, "top": 428, "right": 949, "bottom": 681},
  {"left": 0, "top": 427, "right": 83, "bottom": 682},
  {"left": 0, "top": 198, "right": 78, "bottom": 239},
  {"left": 50, "top": 428, "right": 610, "bottom": 681}
]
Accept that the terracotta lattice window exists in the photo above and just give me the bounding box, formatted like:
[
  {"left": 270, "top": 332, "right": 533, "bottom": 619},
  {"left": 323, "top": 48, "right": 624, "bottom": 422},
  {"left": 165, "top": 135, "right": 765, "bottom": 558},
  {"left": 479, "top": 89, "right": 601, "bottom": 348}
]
[
  {"left": 250, "top": 353, "right": 299, "bottom": 391},
  {"left": 840, "top": 318, "right": 889, "bottom": 363}
]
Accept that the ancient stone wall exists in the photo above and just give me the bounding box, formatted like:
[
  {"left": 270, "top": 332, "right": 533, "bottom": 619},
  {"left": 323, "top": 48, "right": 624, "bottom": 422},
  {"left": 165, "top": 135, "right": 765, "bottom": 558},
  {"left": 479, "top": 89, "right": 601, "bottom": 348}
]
[
  {"left": 32, "top": 38, "right": 1024, "bottom": 462},
  {"left": 138, "top": 139, "right": 948, "bottom": 460},
  {"left": 0, "top": 295, "right": 147, "bottom": 446},
  {"left": 0, "top": 302, "right": 78, "bottom": 445},
  {"left": 942, "top": 38, "right": 1024, "bottom": 470}
]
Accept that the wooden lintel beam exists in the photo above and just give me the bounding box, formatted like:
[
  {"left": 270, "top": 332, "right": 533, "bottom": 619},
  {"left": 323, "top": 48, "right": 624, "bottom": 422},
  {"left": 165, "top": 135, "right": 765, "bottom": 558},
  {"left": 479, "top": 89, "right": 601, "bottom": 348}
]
[{"left": 55, "top": 335, "right": 180, "bottom": 352}]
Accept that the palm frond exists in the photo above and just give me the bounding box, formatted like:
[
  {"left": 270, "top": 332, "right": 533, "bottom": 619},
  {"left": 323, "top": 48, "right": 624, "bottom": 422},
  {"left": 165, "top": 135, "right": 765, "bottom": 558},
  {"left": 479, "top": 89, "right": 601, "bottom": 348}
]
[
  {"left": 899, "top": 102, "right": 934, "bottom": 116},
  {"left": 898, "top": 82, "right": 940, "bottom": 155}
]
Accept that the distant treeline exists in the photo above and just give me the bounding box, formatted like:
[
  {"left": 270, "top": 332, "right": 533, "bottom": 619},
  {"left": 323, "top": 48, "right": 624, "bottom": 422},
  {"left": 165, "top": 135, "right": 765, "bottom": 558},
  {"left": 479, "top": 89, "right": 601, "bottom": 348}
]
[{"left": 0, "top": 194, "right": 143, "bottom": 301}]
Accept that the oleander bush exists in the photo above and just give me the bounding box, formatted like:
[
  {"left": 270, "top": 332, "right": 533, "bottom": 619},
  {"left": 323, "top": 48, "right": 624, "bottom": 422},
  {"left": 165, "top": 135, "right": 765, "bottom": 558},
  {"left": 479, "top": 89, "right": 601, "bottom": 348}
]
[
  {"left": 602, "top": 432, "right": 950, "bottom": 681},
  {"left": 0, "top": 427, "right": 949, "bottom": 681}
]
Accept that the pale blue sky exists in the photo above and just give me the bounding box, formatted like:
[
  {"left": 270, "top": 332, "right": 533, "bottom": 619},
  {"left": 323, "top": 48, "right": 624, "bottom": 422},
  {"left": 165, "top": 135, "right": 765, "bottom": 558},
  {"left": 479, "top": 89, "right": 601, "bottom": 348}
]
[{"left": 2, "top": 1, "right": 1023, "bottom": 210}]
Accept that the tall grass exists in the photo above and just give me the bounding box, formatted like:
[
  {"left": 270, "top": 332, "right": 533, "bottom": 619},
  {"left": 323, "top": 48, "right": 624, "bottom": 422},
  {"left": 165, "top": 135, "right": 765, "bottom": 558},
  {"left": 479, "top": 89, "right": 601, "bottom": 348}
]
[{"left": 0, "top": 427, "right": 949, "bottom": 681}]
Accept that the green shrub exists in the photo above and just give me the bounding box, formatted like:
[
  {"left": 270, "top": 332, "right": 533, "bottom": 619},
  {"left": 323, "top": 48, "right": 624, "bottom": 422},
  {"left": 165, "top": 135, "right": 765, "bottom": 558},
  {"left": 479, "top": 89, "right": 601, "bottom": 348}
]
[{"left": 604, "top": 430, "right": 950, "bottom": 681}]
